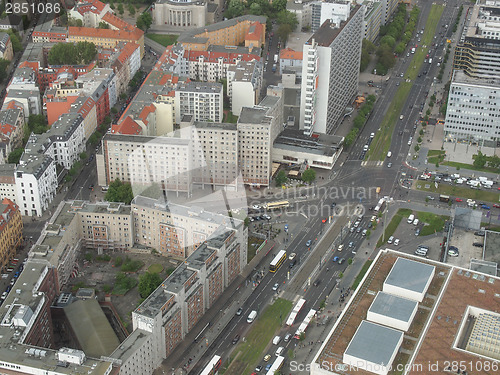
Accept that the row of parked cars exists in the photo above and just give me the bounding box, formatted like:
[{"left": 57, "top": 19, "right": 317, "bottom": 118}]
[{"left": 1, "top": 259, "right": 26, "bottom": 303}]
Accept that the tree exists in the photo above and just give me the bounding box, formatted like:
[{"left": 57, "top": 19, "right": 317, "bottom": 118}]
[
  {"left": 98, "top": 21, "right": 110, "bottom": 29},
  {"left": 28, "top": 114, "right": 48, "bottom": 134},
  {"left": 136, "top": 12, "right": 152, "bottom": 31},
  {"left": 6, "top": 29, "right": 21, "bottom": 52},
  {"left": 8, "top": 148, "right": 23, "bottom": 164},
  {"left": 277, "top": 10, "right": 298, "bottom": 31},
  {"left": 0, "top": 58, "right": 9, "bottom": 83},
  {"left": 277, "top": 23, "right": 293, "bottom": 43},
  {"left": 138, "top": 272, "right": 162, "bottom": 298},
  {"left": 302, "top": 169, "right": 316, "bottom": 184},
  {"left": 249, "top": 2, "right": 262, "bottom": 15},
  {"left": 79, "top": 152, "right": 88, "bottom": 160},
  {"left": 244, "top": 217, "right": 250, "bottom": 227},
  {"left": 224, "top": 0, "right": 245, "bottom": 19},
  {"left": 117, "top": 4, "right": 124, "bottom": 15},
  {"left": 105, "top": 178, "right": 134, "bottom": 204},
  {"left": 275, "top": 170, "right": 288, "bottom": 186},
  {"left": 488, "top": 154, "right": 500, "bottom": 169},
  {"left": 473, "top": 151, "right": 487, "bottom": 168},
  {"left": 48, "top": 42, "right": 97, "bottom": 65},
  {"left": 128, "top": 4, "right": 136, "bottom": 16}
]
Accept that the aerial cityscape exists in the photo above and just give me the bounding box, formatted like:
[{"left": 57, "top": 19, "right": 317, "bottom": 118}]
[{"left": 0, "top": 0, "right": 499, "bottom": 374}]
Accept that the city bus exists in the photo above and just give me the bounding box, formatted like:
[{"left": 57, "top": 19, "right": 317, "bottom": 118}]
[
  {"left": 439, "top": 195, "right": 450, "bottom": 203},
  {"left": 264, "top": 200, "right": 290, "bottom": 210},
  {"left": 266, "top": 355, "right": 285, "bottom": 375},
  {"left": 199, "top": 355, "right": 222, "bottom": 375},
  {"left": 270, "top": 250, "right": 287, "bottom": 272},
  {"left": 294, "top": 309, "right": 317, "bottom": 339},
  {"left": 286, "top": 298, "right": 306, "bottom": 326}
]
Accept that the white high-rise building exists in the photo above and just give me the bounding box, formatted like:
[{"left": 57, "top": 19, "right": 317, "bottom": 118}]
[
  {"left": 300, "top": 5, "right": 364, "bottom": 135},
  {"left": 444, "top": 70, "right": 500, "bottom": 143}
]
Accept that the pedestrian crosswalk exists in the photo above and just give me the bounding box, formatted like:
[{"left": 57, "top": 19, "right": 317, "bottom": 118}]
[{"left": 361, "top": 161, "right": 384, "bottom": 167}]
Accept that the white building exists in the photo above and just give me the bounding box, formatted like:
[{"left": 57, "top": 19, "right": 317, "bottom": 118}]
[
  {"left": 152, "top": 0, "right": 207, "bottom": 28},
  {"left": 300, "top": 5, "right": 364, "bottom": 135},
  {"left": 363, "top": 0, "right": 382, "bottom": 42},
  {"left": 380, "top": 0, "right": 398, "bottom": 24},
  {"left": 444, "top": 70, "right": 500, "bottom": 143},
  {"left": 311, "top": 0, "right": 351, "bottom": 33},
  {"left": 0, "top": 164, "right": 17, "bottom": 204},
  {"left": 227, "top": 60, "right": 263, "bottom": 116},
  {"left": 174, "top": 82, "right": 223, "bottom": 123}
]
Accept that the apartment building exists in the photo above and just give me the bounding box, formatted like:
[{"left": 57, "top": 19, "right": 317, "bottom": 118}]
[
  {"left": 227, "top": 60, "right": 263, "bottom": 116},
  {"left": 0, "top": 103, "right": 25, "bottom": 159},
  {"left": 32, "top": 13, "right": 67, "bottom": 43},
  {"left": 300, "top": 5, "right": 363, "bottom": 135},
  {"left": 0, "top": 198, "right": 22, "bottom": 271},
  {"left": 279, "top": 48, "right": 303, "bottom": 75},
  {"left": 238, "top": 95, "right": 283, "bottom": 186},
  {"left": 177, "top": 15, "right": 266, "bottom": 51},
  {"left": 454, "top": 0, "right": 500, "bottom": 79},
  {"left": 444, "top": 70, "right": 500, "bottom": 144},
  {"left": 287, "top": 0, "right": 314, "bottom": 32},
  {"left": 184, "top": 45, "right": 261, "bottom": 82},
  {"left": 0, "top": 32, "right": 14, "bottom": 61},
  {"left": 363, "top": 0, "right": 382, "bottom": 42},
  {"left": 69, "top": 0, "right": 112, "bottom": 28},
  {"left": 380, "top": 0, "right": 398, "bottom": 24},
  {"left": 311, "top": 0, "right": 351, "bottom": 33},
  {"left": 0, "top": 164, "right": 17, "bottom": 204},
  {"left": 174, "top": 82, "right": 223, "bottom": 123},
  {"left": 152, "top": 0, "right": 207, "bottom": 28}
]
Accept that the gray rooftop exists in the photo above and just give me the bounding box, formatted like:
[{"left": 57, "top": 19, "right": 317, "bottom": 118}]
[
  {"left": 273, "top": 129, "right": 343, "bottom": 157},
  {"left": 368, "top": 291, "right": 418, "bottom": 323},
  {"left": 307, "top": 5, "right": 361, "bottom": 46},
  {"left": 345, "top": 320, "right": 403, "bottom": 367},
  {"left": 384, "top": 257, "right": 435, "bottom": 294},
  {"left": 176, "top": 81, "right": 222, "bottom": 94},
  {"left": 105, "top": 132, "right": 191, "bottom": 146},
  {"left": 238, "top": 106, "right": 269, "bottom": 125},
  {"left": 0, "top": 163, "right": 15, "bottom": 176},
  {"left": 194, "top": 121, "right": 237, "bottom": 131}
]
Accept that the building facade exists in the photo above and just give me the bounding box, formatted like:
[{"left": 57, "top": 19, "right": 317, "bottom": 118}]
[
  {"left": 227, "top": 60, "right": 263, "bottom": 116},
  {"left": 300, "top": 5, "right": 364, "bottom": 135},
  {"left": 174, "top": 82, "right": 223, "bottom": 123},
  {"left": 152, "top": 0, "right": 207, "bottom": 28},
  {"left": 0, "top": 198, "right": 22, "bottom": 271}
]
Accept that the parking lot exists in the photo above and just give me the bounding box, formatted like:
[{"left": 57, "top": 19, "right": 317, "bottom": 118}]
[{"left": 447, "top": 229, "right": 484, "bottom": 268}]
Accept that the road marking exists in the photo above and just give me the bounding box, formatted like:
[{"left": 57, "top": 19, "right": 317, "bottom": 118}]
[{"left": 301, "top": 212, "right": 308, "bottom": 219}]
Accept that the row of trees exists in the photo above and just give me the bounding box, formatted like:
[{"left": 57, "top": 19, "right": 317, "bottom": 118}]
[
  {"left": 48, "top": 41, "right": 97, "bottom": 65},
  {"left": 473, "top": 151, "right": 500, "bottom": 171},
  {"left": 275, "top": 168, "right": 316, "bottom": 187},
  {"left": 344, "top": 95, "right": 377, "bottom": 147}
]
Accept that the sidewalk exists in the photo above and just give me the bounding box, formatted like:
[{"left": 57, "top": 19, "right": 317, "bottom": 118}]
[{"left": 154, "top": 239, "right": 277, "bottom": 375}]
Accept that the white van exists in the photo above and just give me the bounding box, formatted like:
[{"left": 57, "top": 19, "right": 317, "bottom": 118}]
[
  {"left": 275, "top": 346, "right": 285, "bottom": 356},
  {"left": 273, "top": 336, "right": 281, "bottom": 345},
  {"left": 247, "top": 310, "right": 257, "bottom": 323},
  {"left": 387, "top": 151, "right": 392, "bottom": 158},
  {"left": 414, "top": 248, "right": 428, "bottom": 256},
  {"left": 407, "top": 214, "right": 415, "bottom": 224},
  {"left": 413, "top": 218, "right": 419, "bottom": 226}
]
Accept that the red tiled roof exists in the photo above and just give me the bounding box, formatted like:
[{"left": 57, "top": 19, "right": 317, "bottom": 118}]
[
  {"left": 0, "top": 198, "right": 19, "bottom": 233},
  {"left": 102, "top": 11, "right": 135, "bottom": 32},
  {"left": 245, "top": 22, "right": 263, "bottom": 41},
  {"left": 0, "top": 123, "right": 15, "bottom": 137},
  {"left": 139, "top": 104, "right": 155, "bottom": 124},
  {"left": 279, "top": 48, "right": 303, "bottom": 60},
  {"left": 118, "top": 42, "right": 140, "bottom": 64},
  {"left": 88, "top": 0, "right": 106, "bottom": 12},
  {"left": 68, "top": 26, "right": 143, "bottom": 41},
  {"left": 111, "top": 116, "right": 142, "bottom": 135}
]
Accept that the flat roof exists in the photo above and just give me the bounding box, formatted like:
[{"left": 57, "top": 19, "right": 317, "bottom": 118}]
[
  {"left": 368, "top": 291, "right": 418, "bottom": 323},
  {"left": 345, "top": 320, "right": 403, "bottom": 367},
  {"left": 484, "top": 230, "right": 500, "bottom": 265},
  {"left": 384, "top": 257, "right": 435, "bottom": 294}
]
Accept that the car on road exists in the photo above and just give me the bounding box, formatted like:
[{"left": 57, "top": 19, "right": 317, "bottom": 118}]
[
  {"left": 387, "top": 162, "right": 392, "bottom": 168},
  {"left": 415, "top": 228, "right": 420, "bottom": 236},
  {"left": 284, "top": 333, "right": 292, "bottom": 342},
  {"left": 455, "top": 198, "right": 463, "bottom": 202},
  {"left": 387, "top": 236, "right": 394, "bottom": 244},
  {"left": 473, "top": 242, "right": 484, "bottom": 248},
  {"left": 306, "top": 240, "right": 312, "bottom": 247},
  {"left": 333, "top": 256, "right": 339, "bottom": 262},
  {"left": 272, "top": 283, "right": 279, "bottom": 291},
  {"left": 362, "top": 229, "right": 367, "bottom": 236},
  {"left": 356, "top": 227, "right": 362, "bottom": 233},
  {"left": 252, "top": 205, "right": 260, "bottom": 210},
  {"left": 263, "top": 354, "right": 271, "bottom": 362},
  {"left": 350, "top": 226, "right": 355, "bottom": 233},
  {"left": 275, "top": 346, "right": 285, "bottom": 356},
  {"left": 255, "top": 365, "right": 263, "bottom": 372},
  {"left": 338, "top": 258, "right": 345, "bottom": 264},
  {"left": 348, "top": 241, "right": 354, "bottom": 248},
  {"left": 394, "top": 239, "right": 400, "bottom": 246},
  {"left": 232, "top": 335, "right": 240, "bottom": 344},
  {"left": 481, "top": 204, "right": 491, "bottom": 210},
  {"left": 426, "top": 195, "right": 435, "bottom": 200},
  {"left": 338, "top": 244, "right": 344, "bottom": 252},
  {"left": 493, "top": 204, "right": 500, "bottom": 208},
  {"left": 265, "top": 364, "right": 272, "bottom": 371},
  {"left": 313, "top": 279, "right": 321, "bottom": 287},
  {"left": 236, "top": 307, "right": 243, "bottom": 316},
  {"left": 448, "top": 248, "right": 459, "bottom": 257},
  {"left": 289, "top": 253, "right": 296, "bottom": 260},
  {"left": 289, "top": 259, "right": 297, "bottom": 268}
]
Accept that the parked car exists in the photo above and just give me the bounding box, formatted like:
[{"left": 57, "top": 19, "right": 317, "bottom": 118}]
[
  {"left": 415, "top": 228, "right": 420, "bottom": 236},
  {"left": 448, "top": 248, "right": 459, "bottom": 257},
  {"left": 426, "top": 195, "right": 435, "bottom": 200},
  {"left": 472, "top": 242, "right": 484, "bottom": 248},
  {"left": 387, "top": 236, "right": 394, "bottom": 244},
  {"left": 481, "top": 204, "right": 491, "bottom": 210},
  {"left": 394, "top": 239, "right": 400, "bottom": 246},
  {"left": 255, "top": 365, "right": 263, "bottom": 372},
  {"left": 455, "top": 198, "right": 463, "bottom": 202},
  {"left": 289, "top": 253, "right": 296, "bottom": 260},
  {"left": 263, "top": 354, "right": 271, "bottom": 362}
]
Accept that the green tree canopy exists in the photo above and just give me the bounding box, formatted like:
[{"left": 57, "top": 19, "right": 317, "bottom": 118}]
[
  {"left": 275, "top": 170, "right": 288, "bottom": 186},
  {"left": 301, "top": 169, "right": 316, "bottom": 184},
  {"left": 105, "top": 179, "right": 134, "bottom": 204},
  {"left": 138, "top": 272, "right": 162, "bottom": 298},
  {"left": 98, "top": 21, "right": 110, "bottom": 29},
  {"left": 8, "top": 148, "right": 24, "bottom": 164},
  {"left": 473, "top": 151, "right": 487, "bottom": 168},
  {"left": 136, "top": 12, "right": 153, "bottom": 31},
  {"left": 6, "top": 29, "right": 21, "bottom": 52},
  {"left": 48, "top": 42, "right": 97, "bottom": 65},
  {"left": 277, "top": 10, "right": 298, "bottom": 31},
  {"left": 28, "top": 114, "right": 48, "bottom": 134},
  {"left": 224, "top": 0, "right": 245, "bottom": 19}
]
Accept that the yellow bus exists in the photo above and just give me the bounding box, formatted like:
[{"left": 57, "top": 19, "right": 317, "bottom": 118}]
[
  {"left": 270, "top": 250, "right": 287, "bottom": 272},
  {"left": 265, "top": 201, "right": 290, "bottom": 210}
]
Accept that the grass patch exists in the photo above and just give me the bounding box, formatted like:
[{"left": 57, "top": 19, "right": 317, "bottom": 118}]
[
  {"left": 148, "top": 263, "right": 163, "bottom": 274},
  {"left": 481, "top": 223, "right": 500, "bottom": 232},
  {"left": 248, "top": 236, "right": 265, "bottom": 262},
  {"left": 352, "top": 260, "right": 373, "bottom": 290},
  {"left": 223, "top": 110, "right": 238, "bottom": 123},
  {"left": 440, "top": 160, "right": 500, "bottom": 174},
  {"left": 427, "top": 149, "right": 446, "bottom": 164},
  {"left": 112, "top": 273, "right": 137, "bottom": 296},
  {"left": 416, "top": 211, "right": 449, "bottom": 236},
  {"left": 367, "top": 4, "right": 444, "bottom": 161},
  {"left": 225, "top": 298, "right": 293, "bottom": 375},
  {"left": 376, "top": 208, "right": 413, "bottom": 247},
  {"left": 145, "top": 33, "right": 178, "bottom": 47},
  {"left": 415, "top": 182, "right": 499, "bottom": 203},
  {"left": 120, "top": 257, "right": 144, "bottom": 273}
]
